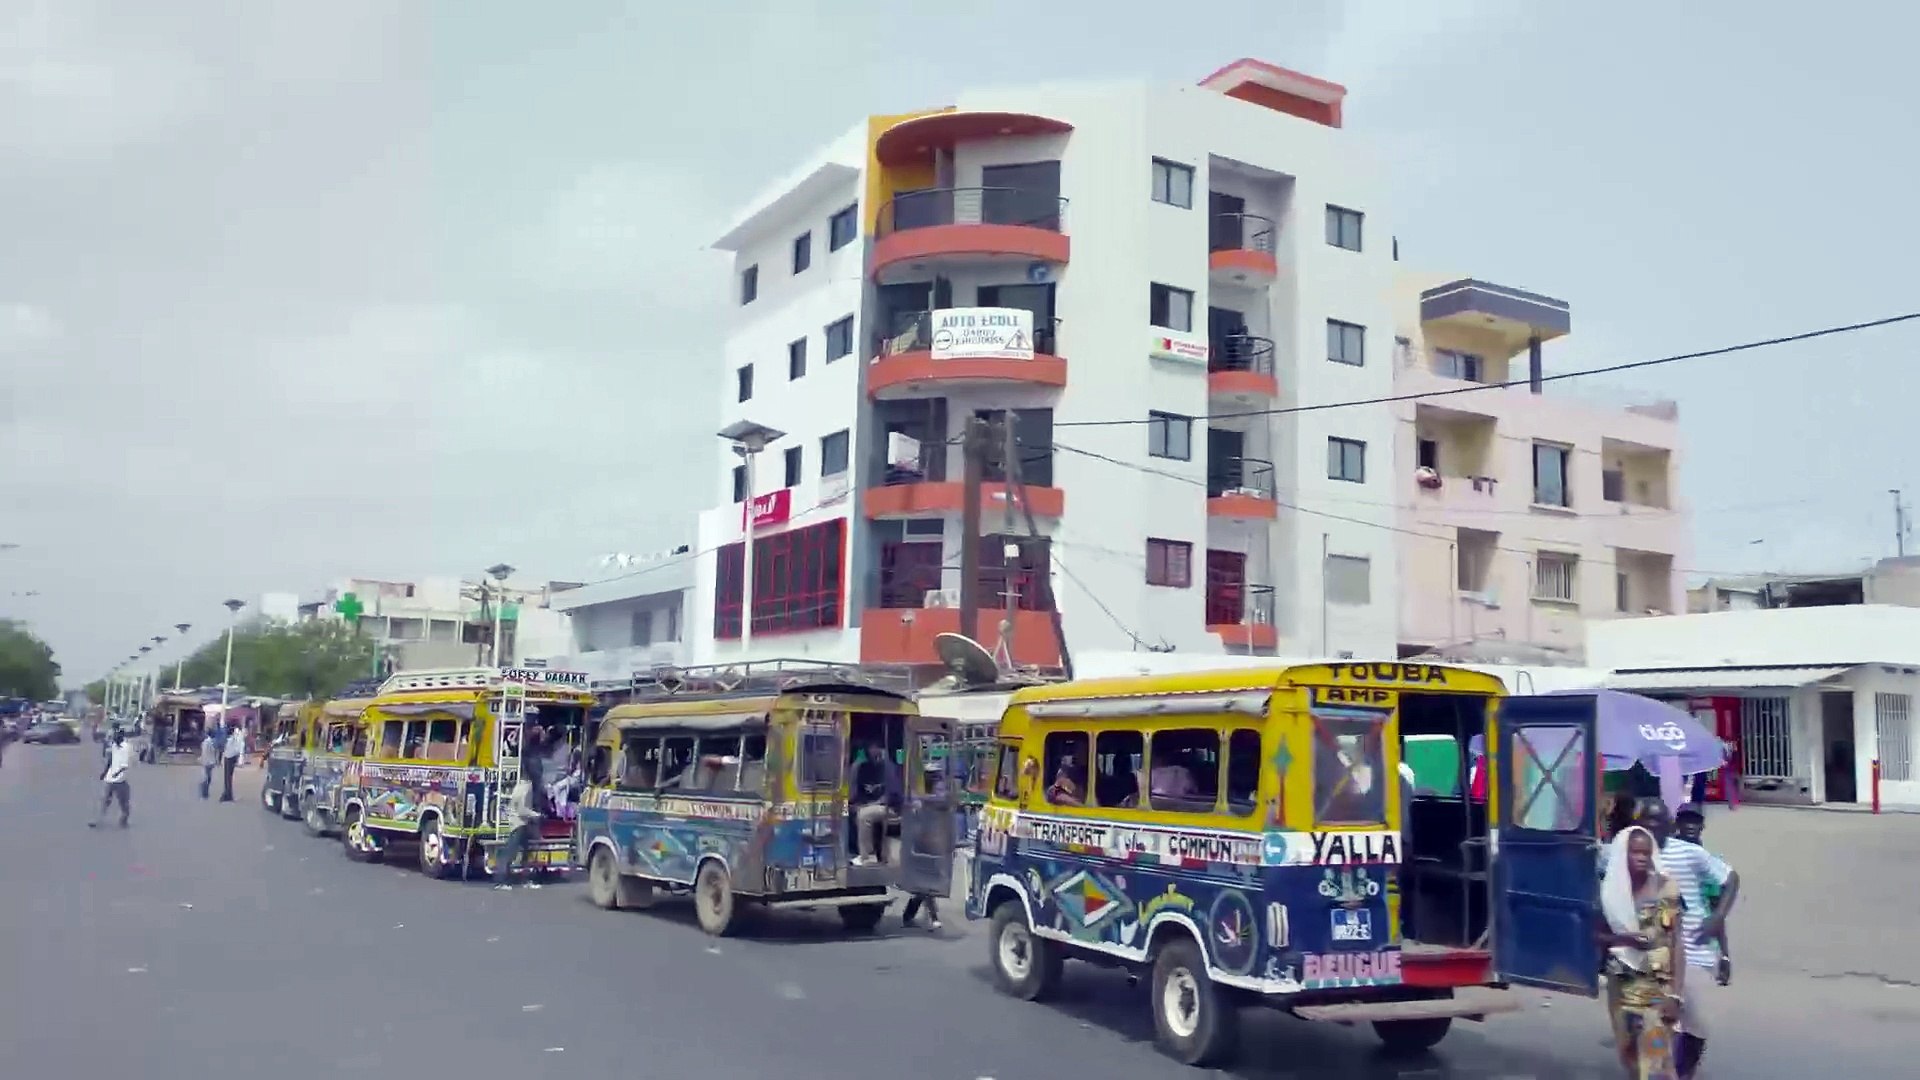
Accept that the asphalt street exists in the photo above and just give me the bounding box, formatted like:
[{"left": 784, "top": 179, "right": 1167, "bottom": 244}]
[{"left": 2, "top": 744, "right": 1911, "bottom": 1079}]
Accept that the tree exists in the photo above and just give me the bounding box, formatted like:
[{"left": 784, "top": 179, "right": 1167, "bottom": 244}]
[
  {"left": 85, "top": 679, "right": 106, "bottom": 705},
  {"left": 0, "top": 620, "right": 61, "bottom": 701},
  {"left": 172, "top": 619, "right": 376, "bottom": 701}
]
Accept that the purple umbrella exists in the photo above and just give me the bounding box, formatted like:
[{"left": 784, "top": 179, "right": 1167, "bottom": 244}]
[{"left": 1467, "top": 690, "right": 1728, "bottom": 774}]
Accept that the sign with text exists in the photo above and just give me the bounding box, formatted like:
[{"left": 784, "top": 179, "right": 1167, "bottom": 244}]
[
  {"left": 1150, "top": 333, "right": 1209, "bottom": 365},
  {"left": 930, "top": 307, "right": 1034, "bottom": 360},
  {"left": 501, "top": 668, "right": 587, "bottom": 687},
  {"left": 741, "top": 488, "right": 792, "bottom": 530}
]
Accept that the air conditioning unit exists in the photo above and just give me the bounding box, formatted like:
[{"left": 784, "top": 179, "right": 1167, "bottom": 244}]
[
  {"left": 923, "top": 588, "right": 960, "bottom": 609},
  {"left": 1229, "top": 487, "right": 1266, "bottom": 499}
]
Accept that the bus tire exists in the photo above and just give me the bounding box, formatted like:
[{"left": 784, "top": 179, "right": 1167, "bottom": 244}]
[
  {"left": 417, "top": 818, "right": 456, "bottom": 879},
  {"left": 1150, "top": 936, "right": 1239, "bottom": 1067},
  {"left": 1373, "top": 1017, "right": 1452, "bottom": 1054},
  {"left": 280, "top": 790, "right": 301, "bottom": 820},
  {"left": 694, "top": 861, "right": 738, "bottom": 937},
  {"left": 988, "top": 899, "right": 1062, "bottom": 1001},
  {"left": 261, "top": 785, "right": 280, "bottom": 813},
  {"left": 341, "top": 808, "right": 382, "bottom": 864},
  {"left": 303, "top": 798, "right": 329, "bottom": 838},
  {"left": 839, "top": 903, "right": 886, "bottom": 933},
  {"left": 588, "top": 847, "right": 622, "bottom": 910}
]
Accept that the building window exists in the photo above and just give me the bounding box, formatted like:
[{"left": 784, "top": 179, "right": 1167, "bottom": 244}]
[
  {"left": 735, "top": 363, "right": 753, "bottom": 403},
  {"left": 1533, "top": 442, "right": 1571, "bottom": 507},
  {"left": 825, "top": 315, "right": 854, "bottom": 361},
  {"left": 1534, "top": 552, "right": 1577, "bottom": 602},
  {"left": 791, "top": 230, "right": 812, "bottom": 274},
  {"left": 664, "top": 602, "right": 681, "bottom": 642},
  {"left": 1875, "top": 692, "right": 1913, "bottom": 782},
  {"left": 1151, "top": 158, "right": 1194, "bottom": 209},
  {"left": 787, "top": 337, "right": 807, "bottom": 380},
  {"left": 730, "top": 464, "right": 747, "bottom": 504},
  {"left": 1327, "top": 319, "right": 1366, "bottom": 366},
  {"left": 630, "top": 609, "right": 653, "bottom": 647},
  {"left": 1602, "top": 468, "right": 1625, "bottom": 502},
  {"left": 1394, "top": 336, "right": 1412, "bottom": 367},
  {"left": 739, "top": 265, "right": 758, "bottom": 305},
  {"left": 820, "top": 429, "right": 850, "bottom": 476},
  {"left": 1325, "top": 205, "right": 1364, "bottom": 251},
  {"left": 1324, "top": 554, "right": 1371, "bottom": 605},
  {"left": 713, "top": 518, "right": 846, "bottom": 639},
  {"left": 1146, "top": 538, "right": 1193, "bottom": 588},
  {"left": 1616, "top": 571, "right": 1631, "bottom": 613},
  {"left": 783, "top": 446, "right": 802, "bottom": 488},
  {"left": 1150, "top": 284, "right": 1194, "bottom": 332},
  {"left": 1327, "top": 437, "right": 1366, "bottom": 483},
  {"left": 1434, "top": 349, "right": 1483, "bottom": 381},
  {"left": 828, "top": 203, "right": 858, "bottom": 251},
  {"left": 1147, "top": 411, "right": 1192, "bottom": 460}
]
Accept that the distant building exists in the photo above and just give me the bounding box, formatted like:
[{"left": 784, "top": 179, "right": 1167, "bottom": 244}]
[
  {"left": 289, "top": 575, "right": 574, "bottom": 668},
  {"left": 543, "top": 557, "right": 694, "bottom": 682},
  {"left": 1687, "top": 558, "right": 1920, "bottom": 613}
]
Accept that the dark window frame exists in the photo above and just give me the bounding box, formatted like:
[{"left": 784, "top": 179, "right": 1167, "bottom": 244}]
[
  {"left": 1327, "top": 319, "right": 1366, "bottom": 366},
  {"left": 1328, "top": 437, "right": 1366, "bottom": 483},
  {"left": 828, "top": 204, "right": 858, "bottom": 251},
  {"left": 1325, "top": 205, "right": 1364, "bottom": 252},
  {"left": 712, "top": 518, "right": 847, "bottom": 639},
  {"left": 1146, "top": 538, "right": 1194, "bottom": 588},
  {"left": 739, "top": 264, "right": 758, "bottom": 305},
  {"left": 782, "top": 446, "right": 802, "bottom": 487},
  {"left": 791, "top": 231, "right": 812, "bottom": 274},
  {"left": 820, "top": 429, "right": 850, "bottom": 476},
  {"left": 1151, "top": 158, "right": 1194, "bottom": 209},
  {"left": 825, "top": 315, "right": 855, "bottom": 361},
  {"left": 1150, "top": 283, "right": 1195, "bottom": 332},
  {"left": 735, "top": 363, "right": 753, "bottom": 402},
  {"left": 787, "top": 337, "right": 807, "bottom": 380},
  {"left": 1147, "top": 411, "right": 1193, "bottom": 461}
]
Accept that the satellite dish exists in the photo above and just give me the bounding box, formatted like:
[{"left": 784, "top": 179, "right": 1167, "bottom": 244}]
[{"left": 934, "top": 633, "right": 1001, "bottom": 687}]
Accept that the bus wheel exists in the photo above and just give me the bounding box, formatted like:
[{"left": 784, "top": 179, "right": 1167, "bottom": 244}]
[
  {"left": 588, "top": 848, "right": 622, "bottom": 909},
  {"left": 261, "top": 785, "right": 280, "bottom": 814},
  {"left": 279, "top": 790, "right": 300, "bottom": 821},
  {"left": 303, "top": 799, "right": 329, "bottom": 838},
  {"left": 417, "top": 819, "right": 456, "bottom": 879},
  {"left": 341, "top": 809, "right": 382, "bottom": 864},
  {"left": 1150, "top": 937, "right": 1239, "bottom": 1067},
  {"left": 1373, "top": 1017, "right": 1452, "bottom": 1054},
  {"left": 839, "top": 903, "right": 886, "bottom": 933},
  {"left": 693, "top": 861, "right": 738, "bottom": 937},
  {"left": 988, "top": 900, "right": 1062, "bottom": 1001}
]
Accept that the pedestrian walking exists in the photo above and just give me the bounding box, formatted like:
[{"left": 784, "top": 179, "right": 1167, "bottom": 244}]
[
  {"left": 1635, "top": 799, "right": 1739, "bottom": 1080},
  {"left": 1599, "top": 825, "right": 1685, "bottom": 1079},
  {"left": 89, "top": 730, "right": 134, "bottom": 829},
  {"left": 219, "top": 721, "right": 245, "bottom": 802},
  {"left": 491, "top": 771, "right": 542, "bottom": 891},
  {"left": 1673, "top": 804, "right": 1734, "bottom": 986},
  {"left": 198, "top": 726, "right": 219, "bottom": 799}
]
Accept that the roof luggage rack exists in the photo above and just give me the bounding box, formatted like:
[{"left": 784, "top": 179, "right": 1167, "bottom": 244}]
[{"left": 625, "top": 658, "right": 918, "bottom": 701}]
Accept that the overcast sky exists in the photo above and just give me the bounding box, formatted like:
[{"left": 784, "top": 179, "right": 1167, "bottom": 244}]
[{"left": 4, "top": 1, "right": 1916, "bottom": 682}]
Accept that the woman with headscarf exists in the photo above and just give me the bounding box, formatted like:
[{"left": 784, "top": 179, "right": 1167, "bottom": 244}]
[{"left": 1599, "top": 825, "right": 1687, "bottom": 1079}]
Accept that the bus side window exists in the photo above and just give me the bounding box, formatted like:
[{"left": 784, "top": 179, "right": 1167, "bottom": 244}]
[
  {"left": 1225, "top": 728, "right": 1261, "bottom": 817},
  {"left": 620, "top": 736, "right": 660, "bottom": 790},
  {"left": 1043, "top": 731, "right": 1090, "bottom": 806},
  {"left": 659, "top": 736, "right": 696, "bottom": 788},
  {"left": 992, "top": 739, "right": 1021, "bottom": 800},
  {"left": 1093, "top": 730, "right": 1144, "bottom": 808},
  {"left": 350, "top": 725, "right": 370, "bottom": 757},
  {"left": 586, "top": 745, "right": 611, "bottom": 786},
  {"left": 378, "top": 721, "right": 404, "bottom": 758},
  {"left": 1148, "top": 728, "right": 1220, "bottom": 813},
  {"left": 739, "top": 735, "right": 768, "bottom": 793}
]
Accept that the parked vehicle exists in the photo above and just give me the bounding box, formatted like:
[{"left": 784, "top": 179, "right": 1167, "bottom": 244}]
[{"left": 23, "top": 720, "right": 80, "bottom": 745}]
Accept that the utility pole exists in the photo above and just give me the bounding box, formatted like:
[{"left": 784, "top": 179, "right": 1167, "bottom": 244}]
[
  {"left": 958, "top": 415, "right": 993, "bottom": 644},
  {"left": 1893, "top": 489, "right": 1909, "bottom": 558},
  {"left": 995, "top": 416, "right": 1021, "bottom": 669},
  {"left": 1005, "top": 419, "right": 1073, "bottom": 679}
]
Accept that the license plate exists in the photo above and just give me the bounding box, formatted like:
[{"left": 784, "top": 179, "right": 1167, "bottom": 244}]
[
  {"left": 533, "top": 849, "right": 569, "bottom": 866},
  {"left": 1331, "top": 908, "right": 1373, "bottom": 942}
]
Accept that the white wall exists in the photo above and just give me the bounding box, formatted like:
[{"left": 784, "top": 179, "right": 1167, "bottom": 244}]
[
  {"left": 1587, "top": 606, "right": 1920, "bottom": 670},
  {"left": 1838, "top": 665, "right": 1920, "bottom": 810}
]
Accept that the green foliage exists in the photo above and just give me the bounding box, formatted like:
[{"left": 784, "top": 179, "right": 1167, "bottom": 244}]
[
  {"left": 85, "top": 679, "right": 106, "bottom": 705},
  {"left": 0, "top": 620, "right": 61, "bottom": 701},
  {"left": 173, "top": 619, "right": 376, "bottom": 700}
]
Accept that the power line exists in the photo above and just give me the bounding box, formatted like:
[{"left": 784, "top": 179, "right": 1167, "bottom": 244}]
[{"left": 1056, "top": 310, "right": 1920, "bottom": 428}]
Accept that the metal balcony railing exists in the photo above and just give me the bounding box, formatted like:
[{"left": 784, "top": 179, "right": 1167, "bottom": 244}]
[
  {"left": 1207, "top": 456, "right": 1276, "bottom": 500},
  {"left": 873, "top": 310, "right": 1060, "bottom": 360},
  {"left": 1209, "top": 334, "right": 1274, "bottom": 375},
  {"left": 1209, "top": 211, "right": 1276, "bottom": 254},
  {"left": 1206, "top": 581, "right": 1275, "bottom": 627},
  {"left": 877, "top": 186, "right": 1068, "bottom": 236}
]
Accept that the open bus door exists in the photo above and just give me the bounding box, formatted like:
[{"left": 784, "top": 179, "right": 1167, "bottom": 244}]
[
  {"left": 900, "top": 714, "right": 956, "bottom": 898},
  {"left": 1491, "top": 693, "right": 1603, "bottom": 996}
]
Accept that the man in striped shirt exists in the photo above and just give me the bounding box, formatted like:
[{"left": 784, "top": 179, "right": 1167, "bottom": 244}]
[{"left": 1636, "top": 799, "right": 1739, "bottom": 1080}]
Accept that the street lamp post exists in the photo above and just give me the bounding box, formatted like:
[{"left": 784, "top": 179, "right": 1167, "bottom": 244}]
[
  {"left": 172, "top": 623, "right": 191, "bottom": 691},
  {"left": 218, "top": 600, "right": 245, "bottom": 715},
  {"left": 486, "top": 564, "right": 514, "bottom": 667},
  {"left": 719, "top": 420, "right": 786, "bottom": 656},
  {"left": 137, "top": 645, "right": 153, "bottom": 713}
]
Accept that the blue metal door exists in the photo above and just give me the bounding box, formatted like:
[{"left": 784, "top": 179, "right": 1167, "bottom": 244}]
[{"left": 1491, "top": 693, "right": 1602, "bottom": 996}]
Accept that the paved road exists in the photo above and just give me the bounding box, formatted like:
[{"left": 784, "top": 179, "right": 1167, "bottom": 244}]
[{"left": 1, "top": 746, "right": 1910, "bottom": 1079}]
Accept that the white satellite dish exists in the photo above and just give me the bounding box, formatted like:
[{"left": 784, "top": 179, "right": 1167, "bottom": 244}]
[{"left": 934, "top": 632, "right": 1001, "bottom": 688}]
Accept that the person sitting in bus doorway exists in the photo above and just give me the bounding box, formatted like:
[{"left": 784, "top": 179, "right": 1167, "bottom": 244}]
[
  {"left": 1635, "top": 799, "right": 1738, "bottom": 1080},
  {"left": 850, "top": 739, "right": 900, "bottom": 867}
]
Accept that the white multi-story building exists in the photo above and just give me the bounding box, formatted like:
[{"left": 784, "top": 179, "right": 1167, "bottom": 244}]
[
  {"left": 544, "top": 556, "right": 695, "bottom": 682},
  {"left": 293, "top": 575, "right": 574, "bottom": 668},
  {"left": 693, "top": 58, "right": 1402, "bottom": 670}
]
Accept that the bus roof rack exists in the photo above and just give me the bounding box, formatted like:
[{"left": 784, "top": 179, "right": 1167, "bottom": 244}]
[{"left": 625, "top": 658, "right": 917, "bottom": 700}]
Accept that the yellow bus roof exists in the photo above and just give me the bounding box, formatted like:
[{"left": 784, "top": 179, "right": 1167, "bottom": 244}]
[{"left": 1007, "top": 661, "right": 1506, "bottom": 706}]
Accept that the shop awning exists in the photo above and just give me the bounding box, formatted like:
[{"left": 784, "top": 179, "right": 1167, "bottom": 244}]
[{"left": 1603, "top": 665, "right": 1856, "bottom": 692}]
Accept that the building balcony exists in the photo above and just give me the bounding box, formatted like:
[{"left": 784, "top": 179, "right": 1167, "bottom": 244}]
[
  {"left": 1407, "top": 471, "right": 1505, "bottom": 530},
  {"left": 872, "top": 187, "right": 1070, "bottom": 284},
  {"left": 1207, "top": 582, "right": 1277, "bottom": 650},
  {"left": 873, "top": 111, "right": 1073, "bottom": 167},
  {"left": 1208, "top": 334, "right": 1278, "bottom": 400},
  {"left": 863, "top": 478, "right": 1065, "bottom": 520},
  {"left": 859, "top": 605, "right": 1063, "bottom": 667},
  {"left": 1208, "top": 212, "right": 1278, "bottom": 286},
  {"left": 868, "top": 310, "right": 1067, "bottom": 400},
  {"left": 1207, "top": 457, "right": 1278, "bottom": 520},
  {"left": 1418, "top": 279, "right": 1571, "bottom": 350}
]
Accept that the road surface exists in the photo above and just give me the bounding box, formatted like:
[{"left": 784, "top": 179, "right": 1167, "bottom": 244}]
[{"left": 1, "top": 744, "right": 1910, "bottom": 1078}]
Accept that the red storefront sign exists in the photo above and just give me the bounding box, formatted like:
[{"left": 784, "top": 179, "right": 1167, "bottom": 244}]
[{"left": 742, "top": 488, "right": 792, "bottom": 530}]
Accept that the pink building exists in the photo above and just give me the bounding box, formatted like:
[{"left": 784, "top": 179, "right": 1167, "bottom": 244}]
[{"left": 1392, "top": 275, "right": 1687, "bottom": 662}]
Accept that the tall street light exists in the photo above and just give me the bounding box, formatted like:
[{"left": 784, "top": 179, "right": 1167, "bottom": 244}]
[
  {"left": 719, "top": 419, "right": 786, "bottom": 656},
  {"left": 172, "top": 623, "right": 191, "bottom": 690},
  {"left": 218, "top": 599, "right": 245, "bottom": 715},
  {"left": 485, "top": 563, "right": 514, "bottom": 667},
  {"left": 137, "top": 645, "right": 153, "bottom": 713}
]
